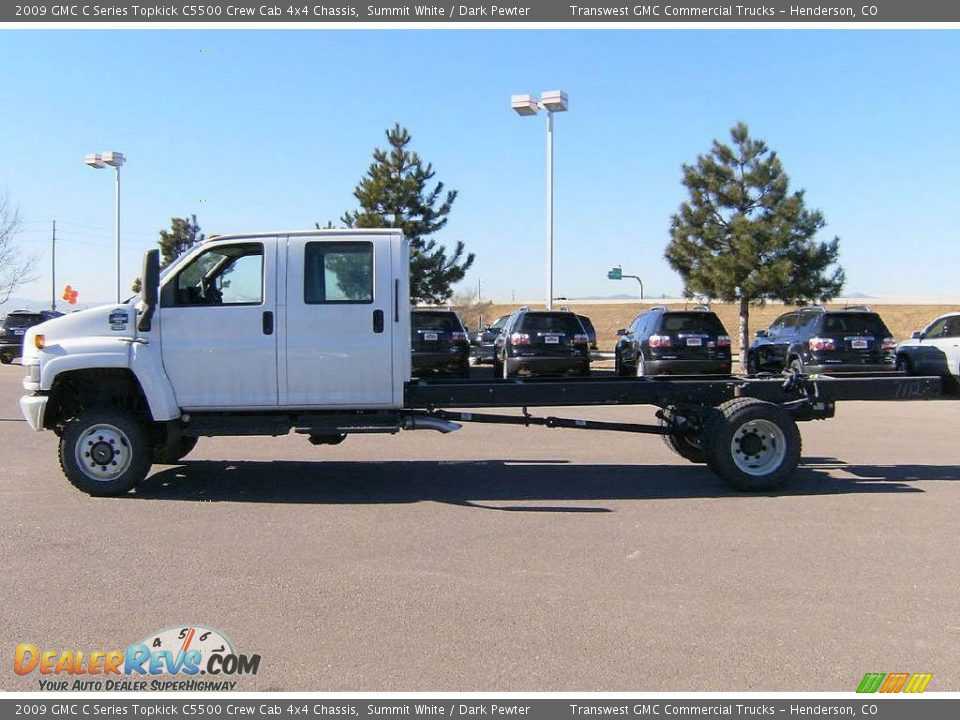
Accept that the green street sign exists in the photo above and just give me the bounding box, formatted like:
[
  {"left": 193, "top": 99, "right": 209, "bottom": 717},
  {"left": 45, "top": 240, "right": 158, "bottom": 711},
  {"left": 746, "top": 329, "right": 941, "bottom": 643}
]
[{"left": 607, "top": 267, "right": 622, "bottom": 280}]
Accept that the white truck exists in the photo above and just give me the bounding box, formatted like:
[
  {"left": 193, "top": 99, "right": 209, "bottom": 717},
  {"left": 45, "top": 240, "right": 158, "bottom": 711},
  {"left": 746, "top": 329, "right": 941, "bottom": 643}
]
[{"left": 18, "top": 229, "right": 943, "bottom": 497}]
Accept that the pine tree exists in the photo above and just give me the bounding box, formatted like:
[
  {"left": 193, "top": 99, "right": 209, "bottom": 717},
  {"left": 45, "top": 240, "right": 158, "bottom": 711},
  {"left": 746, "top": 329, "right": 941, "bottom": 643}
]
[
  {"left": 335, "top": 124, "right": 474, "bottom": 304},
  {"left": 132, "top": 215, "right": 204, "bottom": 292},
  {"left": 665, "top": 122, "right": 845, "bottom": 368}
]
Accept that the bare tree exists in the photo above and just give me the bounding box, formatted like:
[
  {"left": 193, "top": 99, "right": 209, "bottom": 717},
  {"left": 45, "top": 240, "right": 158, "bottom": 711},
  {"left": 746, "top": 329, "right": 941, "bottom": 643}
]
[{"left": 0, "top": 193, "right": 38, "bottom": 304}]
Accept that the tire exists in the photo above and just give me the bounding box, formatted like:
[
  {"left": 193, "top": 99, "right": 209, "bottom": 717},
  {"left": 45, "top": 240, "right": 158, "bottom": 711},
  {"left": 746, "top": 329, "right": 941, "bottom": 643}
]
[
  {"left": 154, "top": 436, "right": 198, "bottom": 464},
  {"left": 703, "top": 398, "right": 801, "bottom": 492},
  {"left": 660, "top": 407, "right": 706, "bottom": 463},
  {"left": 635, "top": 353, "right": 646, "bottom": 377},
  {"left": 59, "top": 407, "right": 153, "bottom": 496},
  {"left": 0, "top": 353, "right": 12, "bottom": 365},
  {"left": 789, "top": 358, "right": 804, "bottom": 375}
]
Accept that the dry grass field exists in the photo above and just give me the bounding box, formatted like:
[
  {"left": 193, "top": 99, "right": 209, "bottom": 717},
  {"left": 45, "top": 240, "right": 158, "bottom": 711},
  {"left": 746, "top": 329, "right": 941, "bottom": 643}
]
[{"left": 454, "top": 301, "right": 960, "bottom": 357}]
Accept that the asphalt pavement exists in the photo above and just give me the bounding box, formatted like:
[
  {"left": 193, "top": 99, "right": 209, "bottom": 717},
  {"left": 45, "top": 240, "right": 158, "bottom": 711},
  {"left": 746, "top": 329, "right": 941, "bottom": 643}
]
[{"left": 1, "top": 364, "right": 958, "bottom": 692}]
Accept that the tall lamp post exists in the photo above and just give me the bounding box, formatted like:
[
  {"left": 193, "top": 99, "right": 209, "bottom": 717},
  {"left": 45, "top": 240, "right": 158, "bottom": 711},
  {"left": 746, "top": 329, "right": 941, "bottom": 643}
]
[
  {"left": 84, "top": 151, "right": 126, "bottom": 303},
  {"left": 511, "top": 90, "right": 568, "bottom": 310}
]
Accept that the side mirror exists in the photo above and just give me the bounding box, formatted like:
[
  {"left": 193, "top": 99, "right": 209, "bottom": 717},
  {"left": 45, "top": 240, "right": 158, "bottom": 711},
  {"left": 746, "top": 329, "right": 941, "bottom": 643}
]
[
  {"left": 911, "top": 331, "right": 922, "bottom": 339},
  {"left": 137, "top": 249, "right": 160, "bottom": 332},
  {"left": 616, "top": 328, "right": 627, "bottom": 336},
  {"left": 755, "top": 329, "right": 768, "bottom": 338}
]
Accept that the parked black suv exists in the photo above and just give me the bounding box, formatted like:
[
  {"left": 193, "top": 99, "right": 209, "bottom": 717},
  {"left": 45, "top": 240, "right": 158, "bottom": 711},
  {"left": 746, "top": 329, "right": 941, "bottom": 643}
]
[
  {"left": 471, "top": 314, "right": 510, "bottom": 365},
  {"left": 1, "top": 310, "right": 62, "bottom": 364},
  {"left": 576, "top": 314, "right": 598, "bottom": 350},
  {"left": 411, "top": 309, "right": 471, "bottom": 378},
  {"left": 614, "top": 306, "right": 731, "bottom": 376},
  {"left": 493, "top": 309, "right": 590, "bottom": 379},
  {"left": 747, "top": 306, "right": 896, "bottom": 375}
]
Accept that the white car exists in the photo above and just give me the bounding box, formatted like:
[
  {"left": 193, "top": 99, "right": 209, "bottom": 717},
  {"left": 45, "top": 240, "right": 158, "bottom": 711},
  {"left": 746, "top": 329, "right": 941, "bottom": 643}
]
[{"left": 896, "top": 312, "right": 960, "bottom": 384}]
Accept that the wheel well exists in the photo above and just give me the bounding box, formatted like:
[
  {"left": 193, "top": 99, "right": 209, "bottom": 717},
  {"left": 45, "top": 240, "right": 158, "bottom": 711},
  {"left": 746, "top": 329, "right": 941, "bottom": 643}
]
[{"left": 44, "top": 368, "right": 152, "bottom": 430}]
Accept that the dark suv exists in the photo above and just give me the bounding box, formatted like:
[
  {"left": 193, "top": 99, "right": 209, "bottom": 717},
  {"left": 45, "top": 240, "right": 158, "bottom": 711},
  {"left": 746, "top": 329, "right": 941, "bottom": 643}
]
[
  {"left": 471, "top": 314, "right": 510, "bottom": 365},
  {"left": 1, "top": 310, "right": 62, "bottom": 364},
  {"left": 614, "top": 306, "right": 731, "bottom": 376},
  {"left": 411, "top": 309, "right": 471, "bottom": 378},
  {"left": 747, "top": 306, "right": 896, "bottom": 375},
  {"left": 493, "top": 309, "right": 590, "bottom": 379}
]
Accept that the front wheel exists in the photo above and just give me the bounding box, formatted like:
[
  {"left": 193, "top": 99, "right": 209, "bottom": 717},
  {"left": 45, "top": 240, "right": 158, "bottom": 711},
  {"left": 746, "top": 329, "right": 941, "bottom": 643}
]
[
  {"left": 59, "top": 407, "right": 153, "bottom": 496},
  {"left": 703, "top": 398, "right": 801, "bottom": 491}
]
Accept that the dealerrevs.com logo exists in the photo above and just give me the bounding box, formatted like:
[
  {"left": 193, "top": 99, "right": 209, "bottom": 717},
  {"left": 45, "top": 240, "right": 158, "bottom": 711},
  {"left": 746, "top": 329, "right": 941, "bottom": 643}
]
[{"left": 14, "top": 625, "right": 261, "bottom": 691}]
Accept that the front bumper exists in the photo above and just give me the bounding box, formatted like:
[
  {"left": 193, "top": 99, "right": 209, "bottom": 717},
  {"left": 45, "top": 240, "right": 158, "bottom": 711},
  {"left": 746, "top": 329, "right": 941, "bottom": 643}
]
[{"left": 19, "top": 394, "right": 47, "bottom": 432}]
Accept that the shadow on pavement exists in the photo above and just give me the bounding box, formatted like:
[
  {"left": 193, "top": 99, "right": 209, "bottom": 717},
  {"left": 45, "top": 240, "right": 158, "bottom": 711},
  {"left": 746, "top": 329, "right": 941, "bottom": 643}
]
[{"left": 127, "top": 457, "right": 960, "bottom": 509}]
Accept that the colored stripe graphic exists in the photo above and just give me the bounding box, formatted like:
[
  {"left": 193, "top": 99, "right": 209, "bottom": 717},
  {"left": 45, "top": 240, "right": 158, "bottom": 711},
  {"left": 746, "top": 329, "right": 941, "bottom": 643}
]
[
  {"left": 903, "top": 674, "right": 933, "bottom": 693},
  {"left": 880, "top": 673, "right": 910, "bottom": 693},
  {"left": 857, "top": 673, "right": 886, "bottom": 693},
  {"left": 857, "top": 672, "right": 932, "bottom": 693}
]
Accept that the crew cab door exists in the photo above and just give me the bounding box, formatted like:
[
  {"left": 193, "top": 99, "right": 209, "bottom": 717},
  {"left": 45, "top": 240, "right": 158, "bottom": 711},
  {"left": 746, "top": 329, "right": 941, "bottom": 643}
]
[
  {"left": 283, "top": 233, "right": 405, "bottom": 407},
  {"left": 159, "top": 240, "right": 278, "bottom": 408}
]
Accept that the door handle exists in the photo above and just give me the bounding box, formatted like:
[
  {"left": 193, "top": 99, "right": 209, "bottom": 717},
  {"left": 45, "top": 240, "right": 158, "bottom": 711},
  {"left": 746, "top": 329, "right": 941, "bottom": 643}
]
[
  {"left": 373, "top": 309, "right": 384, "bottom": 334},
  {"left": 262, "top": 310, "right": 274, "bottom": 335}
]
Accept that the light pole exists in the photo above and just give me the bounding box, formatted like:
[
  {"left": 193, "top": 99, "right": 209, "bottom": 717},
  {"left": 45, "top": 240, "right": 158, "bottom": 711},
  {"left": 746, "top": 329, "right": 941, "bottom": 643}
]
[
  {"left": 84, "top": 151, "right": 126, "bottom": 303},
  {"left": 511, "top": 90, "right": 568, "bottom": 310}
]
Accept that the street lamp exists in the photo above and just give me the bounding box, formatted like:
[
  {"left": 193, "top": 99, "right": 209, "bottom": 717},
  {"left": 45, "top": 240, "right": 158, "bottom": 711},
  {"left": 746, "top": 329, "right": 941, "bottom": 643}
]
[
  {"left": 84, "top": 151, "right": 126, "bottom": 303},
  {"left": 511, "top": 90, "right": 568, "bottom": 310}
]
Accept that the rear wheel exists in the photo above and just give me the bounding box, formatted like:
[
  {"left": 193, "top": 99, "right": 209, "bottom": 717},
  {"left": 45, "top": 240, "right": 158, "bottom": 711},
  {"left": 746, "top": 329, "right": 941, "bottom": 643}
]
[
  {"left": 660, "top": 407, "right": 705, "bottom": 464},
  {"left": 635, "top": 353, "right": 646, "bottom": 377},
  {"left": 703, "top": 398, "right": 801, "bottom": 492},
  {"left": 0, "top": 354, "right": 11, "bottom": 365},
  {"left": 59, "top": 407, "right": 153, "bottom": 496}
]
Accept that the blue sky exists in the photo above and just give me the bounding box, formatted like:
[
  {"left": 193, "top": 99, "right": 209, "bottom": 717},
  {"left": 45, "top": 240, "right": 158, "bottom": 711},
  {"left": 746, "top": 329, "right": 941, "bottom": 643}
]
[{"left": 1, "top": 29, "right": 958, "bottom": 305}]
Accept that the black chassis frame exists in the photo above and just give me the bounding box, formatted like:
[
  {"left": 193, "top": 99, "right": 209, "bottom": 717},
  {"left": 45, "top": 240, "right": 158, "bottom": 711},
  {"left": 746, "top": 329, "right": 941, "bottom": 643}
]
[{"left": 172, "top": 371, "right": 945, "bottom": 441}]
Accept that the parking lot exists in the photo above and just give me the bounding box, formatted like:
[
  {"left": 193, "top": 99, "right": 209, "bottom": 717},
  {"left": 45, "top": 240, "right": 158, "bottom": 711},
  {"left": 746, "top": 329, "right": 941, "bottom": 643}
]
[{"left": 1, "top": 363, "right": 959, "bottom": 692}]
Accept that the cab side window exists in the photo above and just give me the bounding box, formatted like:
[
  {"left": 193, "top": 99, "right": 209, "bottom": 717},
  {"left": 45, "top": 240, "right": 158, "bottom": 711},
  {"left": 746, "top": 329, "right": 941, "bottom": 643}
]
[
  {"left": 169, "top": 243, "right": 263, "bottom": 307},
  {"left": 944, "top": 317, "right": 960, "bottom": 338},
  {"left": 304, "top": 242, "right": 373, "bottom": 304},
  {"left": 924, "top": 318, "right": 949, "bottom": 339}
]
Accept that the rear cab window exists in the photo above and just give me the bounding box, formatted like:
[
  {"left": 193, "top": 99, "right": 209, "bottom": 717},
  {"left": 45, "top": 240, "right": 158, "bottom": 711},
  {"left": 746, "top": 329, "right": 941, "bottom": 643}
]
[
  {"left": 658, "top": 312, "right": 725, "bottom": 334},
  {"left": 822, "top": 313, "right": 890, "bottom": 336},
  {"left": 4, "top": 313, "right": 44, "bottom": 328},
  {"left": 412, "top": 312, "right": 463, "bottom": 332},
  {"left": 519, "top": 313, "right": 584, "bottom": 335}
]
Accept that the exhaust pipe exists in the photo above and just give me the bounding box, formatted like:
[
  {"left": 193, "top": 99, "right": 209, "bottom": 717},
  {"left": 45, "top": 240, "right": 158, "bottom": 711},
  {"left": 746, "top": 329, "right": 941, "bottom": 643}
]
[{"left": 404, "top": 416, "right": 462, "bottom": 433}]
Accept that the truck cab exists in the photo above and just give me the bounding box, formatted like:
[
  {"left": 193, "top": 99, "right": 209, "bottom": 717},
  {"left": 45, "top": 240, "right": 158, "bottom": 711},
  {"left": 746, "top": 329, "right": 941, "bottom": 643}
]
[{"left": 19, "top": 230, "right": 412, "bottom": 495}]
